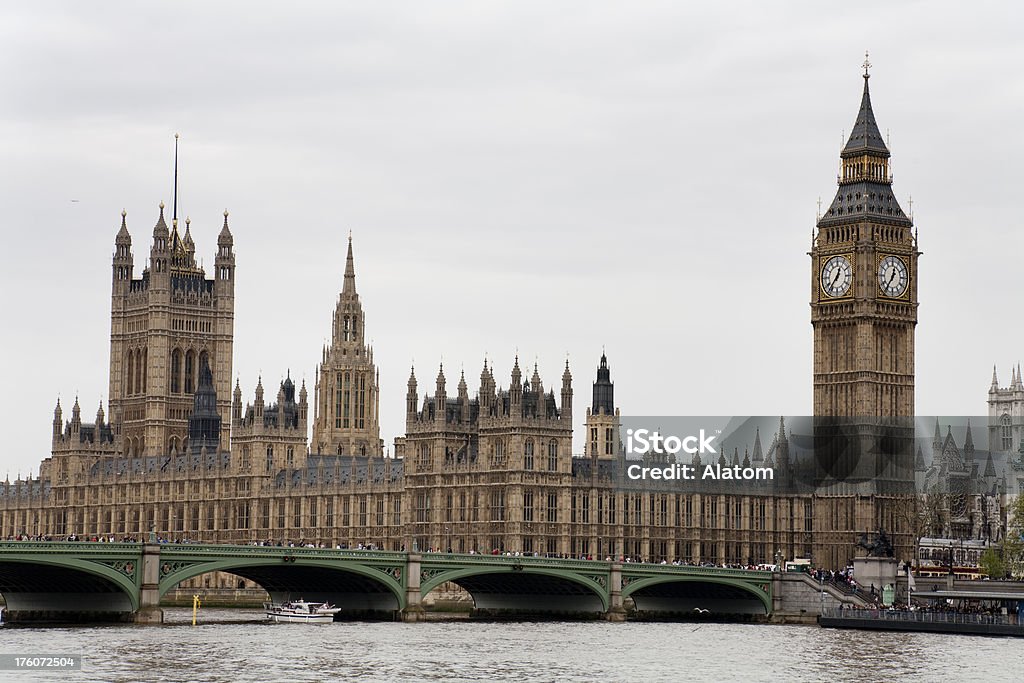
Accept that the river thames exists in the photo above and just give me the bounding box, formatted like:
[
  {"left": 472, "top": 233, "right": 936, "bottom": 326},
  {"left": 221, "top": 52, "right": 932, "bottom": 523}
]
[{"left": 0, "top": 609, "right": 1019, "bottom": 682}]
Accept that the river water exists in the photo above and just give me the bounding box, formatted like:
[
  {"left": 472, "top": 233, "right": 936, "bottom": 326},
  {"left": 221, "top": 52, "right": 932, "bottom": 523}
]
[{"left": 0, "top": 609, "right": 1020, "bottom": 682}]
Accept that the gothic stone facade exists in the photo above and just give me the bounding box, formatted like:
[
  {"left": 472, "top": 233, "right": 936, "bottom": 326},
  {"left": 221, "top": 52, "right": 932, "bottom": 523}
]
[{"left": 0, "top": 68, "right": 937, "bottom": 570}]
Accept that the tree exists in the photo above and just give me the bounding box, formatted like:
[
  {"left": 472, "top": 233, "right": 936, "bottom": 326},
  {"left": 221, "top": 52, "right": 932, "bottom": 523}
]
[{"left": 979, "top": 546, "right": 1007, "bottom": 579}]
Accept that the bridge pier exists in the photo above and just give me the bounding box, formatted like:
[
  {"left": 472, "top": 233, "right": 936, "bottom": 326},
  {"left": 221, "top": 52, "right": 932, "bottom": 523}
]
[
  {"left": 604, "top": 562, "right": 627, "bottom": 621},
  {"left": 135, "top": 541, "right": 163, "bottom": 624},
  {"left": 400, "top": 552, "right": 425, "bottom": 623}
]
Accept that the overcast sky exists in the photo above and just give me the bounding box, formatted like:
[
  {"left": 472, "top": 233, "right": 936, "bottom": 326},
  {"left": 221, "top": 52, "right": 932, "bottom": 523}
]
[{"left": 2, "top": 2, "right": 1022, "bottom": 478}]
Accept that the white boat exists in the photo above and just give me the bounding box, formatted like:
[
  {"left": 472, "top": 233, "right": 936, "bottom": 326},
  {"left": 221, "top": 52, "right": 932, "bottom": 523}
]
[{"left": 264, "top": 599, "right": 341, "bottom": 623}]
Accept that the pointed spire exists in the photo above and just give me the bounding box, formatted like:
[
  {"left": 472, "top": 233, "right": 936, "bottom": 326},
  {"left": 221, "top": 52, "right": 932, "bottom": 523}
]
[
  {"left": 752, "top": 427, "right": 763, "bottom": 461},
  {"left": 153, "top": 201, "right": 168, "bottom": 237},
  {"left": 965, "top": 420, "right": 975, "bottom": 450},
  {"left": 218, "top": 209, "right": 233, "bottom": 246},
  {"left": 342, "top": 232, "right": 356, "bottom": 296},
  {"left": 984, "top": 452, "right": 996, "bottom": 478},
  {"left": 992, "top": 365, "right": 1000, "bottom": 391},
  {"left": 842, "top": 52, "right": 888, "bottom": 158},
  {"left": 116, "top": 209, "right": 131, "bottom": 244}
]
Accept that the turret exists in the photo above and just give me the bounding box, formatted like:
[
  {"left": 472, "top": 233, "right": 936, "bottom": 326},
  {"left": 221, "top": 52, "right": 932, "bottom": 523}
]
[
  {"left": 188, "top": 358, "right": 221, "bottom": 456},
  {"left": 435, "top": 364, "right": 447, "bottom": 422},
  {"left": 592, "top": 353, "right": 614, "bottom": 416},
  {"left": 458, "top": 370, "right": 469, "bottom": 422},
  {"left": 70, "top": 396, "right": 81, "bottom": 433},
  {"left": 298, "top": 378, "right": 308, "bottom": 423},
  {"left": 215, "top": 209, "right": 235, "bottom": 294},
  {"left": 560, "top": 359, "right": 573, "bottom": 421},
  {"left": 232, "top": 379, "right": 242, "bottom": 422},
  {"left": 96, "top": 400, "right": 105, "bottom": 426},
  {"left": 479, "top": 359, "right": 495, "bottom": 414},
  {"left": 112, "top": 209, "right": 133, "bottom": 292},
  {"left": 510, "top": 356, "right": 522, "bottom": 406},
  {"left": 406, "top": 366, "right": 418, "bottom": 420},
  {"left": 254, "top": 376, "right": 264, "bottom": 418},
  {"left": 149, "top": 202, "right": 170, "bottom": 284},
  {"left": 52, "top": 398, "right": 62, "bottom": 441}
]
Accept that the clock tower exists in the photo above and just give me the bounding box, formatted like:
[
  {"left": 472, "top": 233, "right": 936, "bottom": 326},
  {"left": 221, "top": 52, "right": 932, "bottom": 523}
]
[
  {"left": 810, "top": 58, "right": 919, "bottom": 567},
  {"left": 811, "top": 58, "right": 918, "bottom": 419}
]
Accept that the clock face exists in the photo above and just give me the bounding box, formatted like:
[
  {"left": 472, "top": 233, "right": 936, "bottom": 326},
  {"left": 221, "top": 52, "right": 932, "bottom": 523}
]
[
  {"left": 877, "top": 255, "right": 909, "bottom": 297},
  {"left": 821, "top": 255, "right": 853, "bottom": 298}
]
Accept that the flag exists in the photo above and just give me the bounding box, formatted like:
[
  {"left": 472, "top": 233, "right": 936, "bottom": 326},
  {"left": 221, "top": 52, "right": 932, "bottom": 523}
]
[{"left": 907, "top": 566, "right": 916, "bottom": 591}]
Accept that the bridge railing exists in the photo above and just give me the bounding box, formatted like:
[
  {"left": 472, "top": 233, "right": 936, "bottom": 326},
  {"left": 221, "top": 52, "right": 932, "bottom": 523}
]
[
  {"left": 159, "top": 543, "right": 407, "bottom": 561},
  {"left": 822, "top": 608, "right": 1023, "bottom": 628},
  {"left": 0, "top": 541, "right": 141, "bottom": 553}
]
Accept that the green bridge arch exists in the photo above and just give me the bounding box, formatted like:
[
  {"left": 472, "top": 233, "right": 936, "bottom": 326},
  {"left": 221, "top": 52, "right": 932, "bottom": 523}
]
[
  {"left": 622, "top": 574, "right": 771, "bottom": 614},
  {"left": 157, "top": 554, "right": 407, "bottom": 611},
  {"left": 420, "top": 564, "right": 610, "bottom": 612},
  {"left": 0, "top": 553, "right": 141, "bottom": 613}
]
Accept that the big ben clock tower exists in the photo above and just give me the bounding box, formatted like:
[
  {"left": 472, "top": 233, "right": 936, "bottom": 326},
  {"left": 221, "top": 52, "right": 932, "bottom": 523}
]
[
  {"left": 811, "top": 56, "right": 918, "bottom": 419},
  {"left": 810, "top": 57, "right": 919, "bottom": 567}
]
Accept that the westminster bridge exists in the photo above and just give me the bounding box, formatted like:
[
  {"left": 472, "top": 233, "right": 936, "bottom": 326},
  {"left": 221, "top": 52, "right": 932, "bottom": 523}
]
[{"left": 0, "top": 541, "right": 790, "bottom": 623}]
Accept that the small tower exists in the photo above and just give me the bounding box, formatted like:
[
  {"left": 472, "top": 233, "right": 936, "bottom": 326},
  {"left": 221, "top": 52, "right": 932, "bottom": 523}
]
[
  {"left": 406, "top": 366, "right": 418, "bottom": 420},
  {"left": 149, "top": 202, "right": 170, "bottom": 288},
  {"left": 254, "top": 376, "right": 265, "bottom": 419},
  {"left": 434, "top": 364, "right": 447, "bottom": 423},
  {"left": 215, "top": 209, "right": 235, "bottom": 294},
  {"left": 112, "top": 210, "right": 133, "bottom": 293},
  {"left": 52, "top": 398, "right": 62, "bottom": 442},
  {"left": 560, "top": 359, "right": 573, "bottom": 422},
  {"left": 232, "top": 379, "right": 243, "bottom": 422},
  {"left": 585, "top": 353, "right": 620, "bottom": 459},
  {"left": 510, "top": 357, "right": 523, "bottom": 407},
  {"left": 188, "top": 358, "right": 222, "bottom": 456},
  {"left": 298, "top": 378, "right": 308, "bottom": 423},
  {"left": 458, "top": 370, "right": 469, "bottom": 423}
]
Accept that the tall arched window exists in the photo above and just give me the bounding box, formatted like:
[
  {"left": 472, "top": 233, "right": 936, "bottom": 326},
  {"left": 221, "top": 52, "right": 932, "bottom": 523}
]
[
  {"left": 142, "top": 347, "right": 147, "bottom": 392},
  {"left": 170, "top": 349, "right": 182, "bottom": 394},
  {"left": 548, "top": 440, "right": 558, "bottom": 471},
  {"left": 523, "top": 439, "right": 534, "bottom": 470},
  {"left": 184, "top": 350, "right": 196, "bottom": 393},
  {"left": 1002, "top": 414, "right": 1013, "bottom": 451},
  {"left": 126, "top": 351, "right": 135, "bottom": 396}
]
